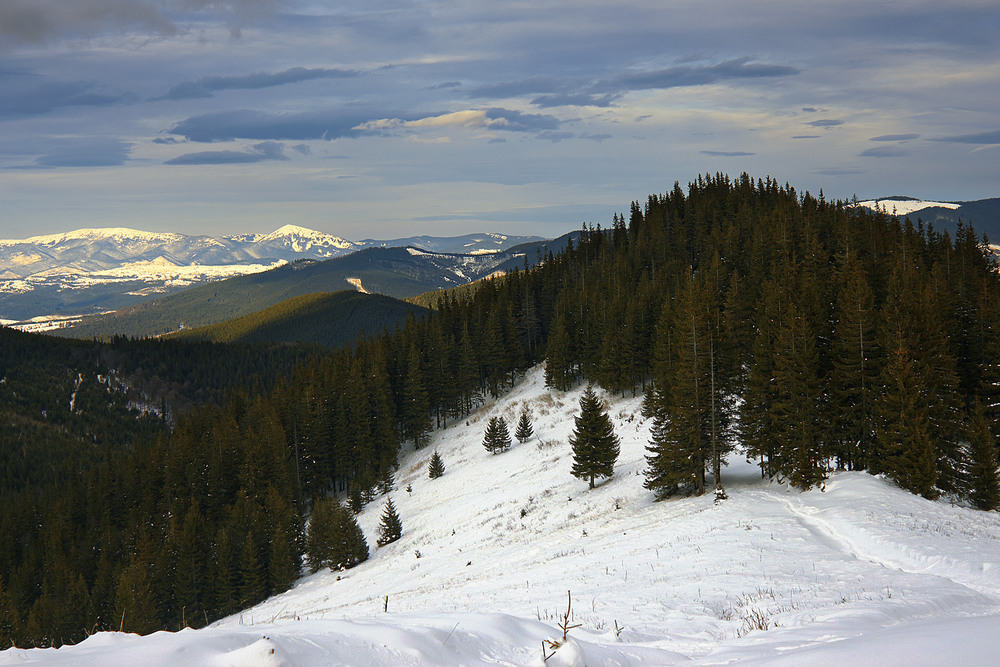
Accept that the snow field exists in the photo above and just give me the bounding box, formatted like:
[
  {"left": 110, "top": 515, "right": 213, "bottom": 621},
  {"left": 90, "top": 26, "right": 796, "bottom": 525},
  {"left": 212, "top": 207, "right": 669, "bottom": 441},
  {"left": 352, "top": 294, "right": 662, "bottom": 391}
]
[{"left": 4, "top": 363, "right": 1000, "bottom": 665}]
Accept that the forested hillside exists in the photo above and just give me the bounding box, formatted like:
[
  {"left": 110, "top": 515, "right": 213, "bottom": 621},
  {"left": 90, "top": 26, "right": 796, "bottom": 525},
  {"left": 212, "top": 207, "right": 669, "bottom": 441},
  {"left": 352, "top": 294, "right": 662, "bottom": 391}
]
[
  {"left": 2, "top": 173, "right": 998, "bottom": 650},
  {"left": 170, "top": 291, "right": 429, "bottom": 347}
]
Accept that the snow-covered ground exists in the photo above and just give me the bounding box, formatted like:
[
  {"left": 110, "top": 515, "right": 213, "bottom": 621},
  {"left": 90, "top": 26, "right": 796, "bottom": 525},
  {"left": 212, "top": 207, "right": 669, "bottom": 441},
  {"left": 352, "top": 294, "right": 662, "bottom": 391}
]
[
  {"left": 855, "top": 198, "right": 961, "bottom": 216},
  {"left": 4, "top": 365, "right": 1000, "bottom": 665}
]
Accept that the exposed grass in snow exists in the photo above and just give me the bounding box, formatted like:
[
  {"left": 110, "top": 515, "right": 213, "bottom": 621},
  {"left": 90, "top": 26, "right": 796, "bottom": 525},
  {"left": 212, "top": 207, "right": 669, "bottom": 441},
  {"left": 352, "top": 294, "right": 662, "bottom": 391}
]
[{"left": 4, "top": 364, "right": 1000, "bottom": 665}]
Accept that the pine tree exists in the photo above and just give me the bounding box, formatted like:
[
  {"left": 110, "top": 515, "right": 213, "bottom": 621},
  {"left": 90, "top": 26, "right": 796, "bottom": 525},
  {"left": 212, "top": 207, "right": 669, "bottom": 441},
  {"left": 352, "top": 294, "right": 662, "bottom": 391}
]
[
  {"left": 428, "top": 450, "right": 445, "bottom": 479},
  {"left": 376, "top": 498, "right": 402, "bottom": 547},
  {"left": 967, "top": 400, "right": 1000, "bottom": 510},
  {"left": 515, "top": 410, "right": 534, "bottom": 442},
  {"left": 828, "top": 256, "right": 878, "bottom": 471},
  {"left": 770, "top": 301, "right": 826, "bottom": 489},
  {"left": 570, "top": 386, "right": 620, "bottom": 489},
  {"left": 401, "top": 344, "right": 432, "bottom": 448},
  {"left": 544, "top": 311, "right": 575, "bottom": 391},
  {"left": 874, "top": 342, "right": 938, "bottom": 498},
  {"left": 482, "top": 416, "right": 512, "bottom": 454},
  {"left": 306, "top": 497, "right": 369, "bottom": 572}
]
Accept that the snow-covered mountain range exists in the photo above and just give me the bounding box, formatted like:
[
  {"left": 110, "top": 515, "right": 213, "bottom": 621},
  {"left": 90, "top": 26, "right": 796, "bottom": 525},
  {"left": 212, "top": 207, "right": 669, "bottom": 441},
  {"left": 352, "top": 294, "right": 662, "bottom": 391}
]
[
  {"left": 854, "top": 196, "right": 961, "bottom": 217},
  {"left": 4, "top": 364, "right": 998, "bottom": 665},
  {"left": 0, "top": 226, "right": 542, "bottom": 323}
]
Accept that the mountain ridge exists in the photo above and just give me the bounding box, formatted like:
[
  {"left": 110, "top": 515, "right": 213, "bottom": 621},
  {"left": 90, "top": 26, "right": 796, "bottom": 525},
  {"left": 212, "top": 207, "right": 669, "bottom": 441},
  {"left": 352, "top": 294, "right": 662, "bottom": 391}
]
[{"left": 0, "top": 225, "right": 545, "bottom": 322}]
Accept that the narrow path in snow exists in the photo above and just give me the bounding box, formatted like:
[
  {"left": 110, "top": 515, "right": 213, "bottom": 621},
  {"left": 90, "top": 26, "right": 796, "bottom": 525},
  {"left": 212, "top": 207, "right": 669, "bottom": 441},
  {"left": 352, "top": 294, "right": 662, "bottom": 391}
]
[{"left": 778, "top": 490, "right": 1000, "bottom": 604}]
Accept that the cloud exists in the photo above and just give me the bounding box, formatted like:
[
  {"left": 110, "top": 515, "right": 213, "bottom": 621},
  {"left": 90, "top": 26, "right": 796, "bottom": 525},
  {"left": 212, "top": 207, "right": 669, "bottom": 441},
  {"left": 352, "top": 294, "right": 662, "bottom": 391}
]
[
  {"left": 870, "top": 133, "right": 920, "bottom": 142},
  {"left": 792, "top": 135, "right": 820, "bottom": 139},
  {"left": 470, "top": 76, "right": 570, "bottom": 99},
  {"left": 355, "top": 108, "right": 561, "bottom": 136},
  {"left": 167, "top": 109, "right": 368, "bottom": 142},
  {"left": 0, "top": 0, "right": 174, "bottom": 47},
  {"left": 0, "top": 72, "right": 135, "bottom": 119},
  {"left": 700, "top": 150, "right": 755, "bottom": 157},
  {"left": 28, "top": 137, "right": 132, "bottom": 167},
  {"left": 531, "top": 93, "right": 617, "bottom": 108},
  {"left": 931, "top": 129, "right": 1000, "bottom": 144},
  {"left": 593, "top": 58, "right": 799, "bottom": 94},
  {"left": 806, "top": 119, "right": 844, "bottom": 128},
  {"left": 537, "top": 131, "right": 575, "bottom": 142},
  {"left": 802, "top": 107, "right": 818, "bottom": 113},
  {"left": 860, "top": 147, "right": 907, "bottom": 158},
  {"left": 156, "top": 67, "right": 359, "bottom": 101},
  {"left": 470, "top": 58, "right": 797, "bottom": 108},
  {"left": 0, "top": 0, "right": 283, "bottom": 47},
  {"left": 165, "top": 140, "right": 289, "bottom": 164}
]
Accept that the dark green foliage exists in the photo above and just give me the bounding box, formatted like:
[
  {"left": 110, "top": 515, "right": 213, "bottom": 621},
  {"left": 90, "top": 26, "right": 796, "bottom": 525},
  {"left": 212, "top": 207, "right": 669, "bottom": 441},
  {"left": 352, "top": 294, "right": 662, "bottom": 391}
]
[
  {"left": 428, "top": 450, "right": 445, "bottom": 479},
  {"left": 874, "top": 342, "right": 938, "bottom": 498},
  {"left": 172, "top": 291, "right": 429, "bottom": 348},
  {"left": 376, "top": 498, "right": 403, "bottom": 547},
  {"left": 483, "top": 416, "right": 512, "bottom": 454},
  {"left": 644, "top": 272, "right": 730, "bottom": 497},
  {"left": 515, "top": 410, "right": 534, "bottom": 442},
  {"left": 306, "top": 497, "right": 369, "bottom": 572},
  {"left": 967, "top": 401, "right": 1000, "bottom": 510},
  {"left": 0, "top": 575, "right": 17, "bottom": 648},
  {"left": 402, "top": 344, "right": 432, "bottom": 448},
  {"left": 570, "top": 386, "right": 620, "bottom": 489}
]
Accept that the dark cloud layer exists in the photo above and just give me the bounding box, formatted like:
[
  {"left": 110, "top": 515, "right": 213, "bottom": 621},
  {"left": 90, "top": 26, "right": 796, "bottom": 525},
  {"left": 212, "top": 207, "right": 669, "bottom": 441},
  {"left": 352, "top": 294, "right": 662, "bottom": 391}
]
[
  {"left": 0, "top": 72, "right": 134, "bottom": 119},
  {"left": 167, "top": 109, "right": 368, "bottom": 142},
  {"left": 165, "top": 140, "right": 289, "bottom": 164},
  {"left": 931, "top": 130, "right": 1000, "bottom": 144},
  {"left": 28, "top": 137, "right": 132, "bottom": 167},
  {"left": 594, "top": 59, "right": 799, "bottom": 94},
  {"left": 860, "top": 147, "right": 907, "bottom": 158},
  {"left": 0, "top": 0, "right": 282, "bottom": 47},
  {"left": 471, "top": 58, "right": 798, "bottom": 105},
  {"left": 157, "top": 67, "right": 359, "bottom": 101},
  {"left": 870, "top": 133, "right": 920, "bottom": 142},
  {"left": 701, "top": 150, "right": 755, "bottom": 157}
]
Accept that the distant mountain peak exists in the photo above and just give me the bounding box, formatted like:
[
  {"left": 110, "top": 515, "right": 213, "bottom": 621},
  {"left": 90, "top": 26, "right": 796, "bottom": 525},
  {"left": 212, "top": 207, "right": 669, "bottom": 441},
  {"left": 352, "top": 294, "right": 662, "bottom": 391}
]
[{"left": 0, "top": 227, "right": 182, "bottom": 246}]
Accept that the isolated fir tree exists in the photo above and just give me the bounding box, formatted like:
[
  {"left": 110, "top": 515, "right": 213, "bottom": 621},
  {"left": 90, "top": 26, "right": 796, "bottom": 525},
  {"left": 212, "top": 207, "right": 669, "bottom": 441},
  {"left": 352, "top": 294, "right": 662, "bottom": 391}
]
[
  {"left": 483, "top": 416, "right": 512, "bottom": 454},
  {"left": 306, "top": 497, "right": 369, "bottom": 572},
  {"left": 428, "top": 450, "right": 445, "bottom": 479},
  {"left": 570, "top": 386, "right": 620, "bottom": 489},
  {"left": 376, "top": 498, "right": 403, "bottom": 547},
  {"left": 515, "top": 410, "right": 534, "bottom": 442}
]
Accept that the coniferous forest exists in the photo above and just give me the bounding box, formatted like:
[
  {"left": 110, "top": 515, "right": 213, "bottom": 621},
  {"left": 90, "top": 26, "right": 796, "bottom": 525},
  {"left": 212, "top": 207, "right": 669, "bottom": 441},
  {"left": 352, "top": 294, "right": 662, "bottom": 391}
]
[{"left": 2, "top": 173, "right": 999, "bottom": 648}]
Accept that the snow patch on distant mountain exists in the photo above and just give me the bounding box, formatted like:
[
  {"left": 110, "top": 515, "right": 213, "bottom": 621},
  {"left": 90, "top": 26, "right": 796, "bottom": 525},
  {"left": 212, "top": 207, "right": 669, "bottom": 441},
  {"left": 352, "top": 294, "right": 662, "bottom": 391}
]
[
  {"left": 0, "top": 226, "right": 548, "bottom": 322},
  {"left": 856, "top": 197, "right": 961, "bottom": 216}
]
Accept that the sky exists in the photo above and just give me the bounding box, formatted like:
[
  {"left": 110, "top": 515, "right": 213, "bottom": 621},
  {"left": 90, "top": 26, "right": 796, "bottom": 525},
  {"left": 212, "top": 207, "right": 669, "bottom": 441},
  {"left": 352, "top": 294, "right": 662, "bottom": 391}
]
[{"left": 0, "top": 0, "right": 998, "bottom": 241}]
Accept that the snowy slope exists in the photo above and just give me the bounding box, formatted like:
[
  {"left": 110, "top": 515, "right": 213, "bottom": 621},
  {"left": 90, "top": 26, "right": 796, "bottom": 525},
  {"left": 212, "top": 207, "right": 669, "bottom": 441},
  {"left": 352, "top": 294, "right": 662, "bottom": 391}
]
[
  {"left": 855, "top": 198, "right": 961, "bottom": 216},
  {"left": 4, "top": 365, "right": 1000, "bottom": 665}
]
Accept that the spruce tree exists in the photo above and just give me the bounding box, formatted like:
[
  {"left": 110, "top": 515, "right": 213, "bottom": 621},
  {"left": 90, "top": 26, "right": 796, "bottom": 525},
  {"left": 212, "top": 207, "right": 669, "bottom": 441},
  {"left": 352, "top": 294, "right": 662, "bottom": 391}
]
[
  {"left": 0, "top": 575, "right": 15, "bottom": 649},
  {"left": 515, "top": 410, "right": 534, "bottom": 442},
  {"left": 376, "top": 498, "right": 402, "bottom": 547},
  {"left": 428, "top": 450, "right": 445, "bottom": 479},
  {"left": 482, "top": 416, "right": 512, "bottom": 454},
  {"left": 306, "top": 497, "right": 369, "bottom": 572},
  {"left": 570, "top": 386, "right": 620, "bottom": 489},
  {"left": 544, "top": 311, "right": 574, "bottom": 390},
  {"left": 402, "top": 345, "right": 432, "bottom": 448},
  {"left": 967, "top": 400, "right": 1000, "bottom": 510},
  {"left": 874, "top": 342, "right": 939, "bottom": 498}
]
